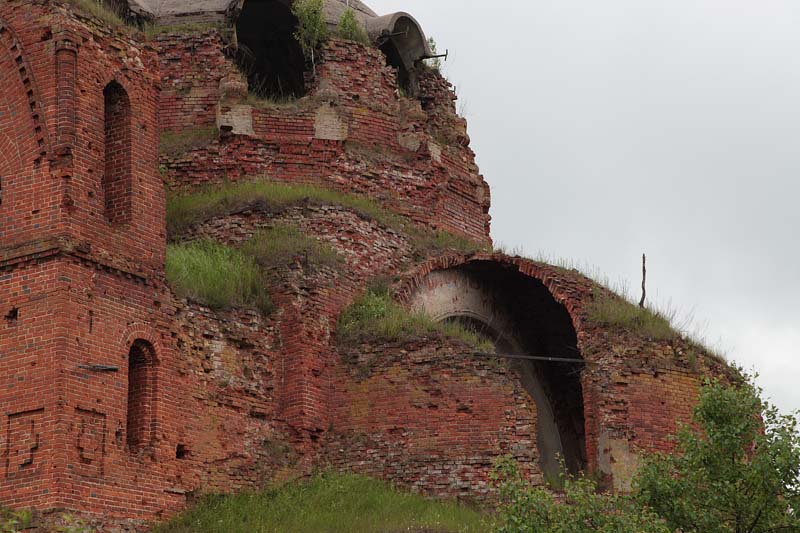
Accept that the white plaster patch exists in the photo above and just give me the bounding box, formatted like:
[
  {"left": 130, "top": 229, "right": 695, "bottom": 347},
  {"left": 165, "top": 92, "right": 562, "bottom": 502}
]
[
  {"left": 314, "top": 103, "right": 348, "bottom": 141},
  {"left": 217, "top": 104, "right": 254, "bottom": 136}
]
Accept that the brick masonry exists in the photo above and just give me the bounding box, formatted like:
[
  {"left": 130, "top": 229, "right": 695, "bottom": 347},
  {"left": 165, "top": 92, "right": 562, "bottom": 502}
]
[{"left": 0, "top": 1, "right": 734, "bottom": 528}]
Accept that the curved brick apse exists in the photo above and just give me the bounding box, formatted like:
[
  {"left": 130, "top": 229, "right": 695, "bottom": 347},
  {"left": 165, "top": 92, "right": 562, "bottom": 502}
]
[{"left": 0, "top": 0, "right": 735, "bottom": 528}]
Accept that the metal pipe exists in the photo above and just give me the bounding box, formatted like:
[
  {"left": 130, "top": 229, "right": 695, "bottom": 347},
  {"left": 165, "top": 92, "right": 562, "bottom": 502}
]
[{"left": 472, "top": 353, "right": 586, "bottom": 365}]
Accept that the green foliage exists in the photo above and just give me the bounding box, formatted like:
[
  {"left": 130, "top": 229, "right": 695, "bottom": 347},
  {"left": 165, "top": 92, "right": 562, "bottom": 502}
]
[
  {"left": 66, "top": 0, "right": 128, "bottom": 29},
  {"left": 336, "top": 9, "right": 369, "bottom": 45},
  {"left": 411, "top": 229, "right": 488, "bottom": 259},
  {"left": 491, "top": 458, "right": 670, "bottom": 533},
  {"left": 159, "top": 127, "right": 218, "bottom": 157},
  {"left": 166, "top": 240, "right": 272, "bottom": 314},
  {"left": 636, "top": 375, "right": 800, "bottom": 533},
  {"left": 337, "top": 286, "right": 496, "bottom": 352},
  {"left": 425, "top": 36, "right": 442, "bottom": 71},
  {"left": 152, "top": 471, "right": 487, "bottom": 532},
  {"left": 587, "top": 292, "right": 677, "bottom": 340},
  {"left": 0, "top": 508, "right": 31, "bottom": 533},
  {"left": 239, "top": 223, "right": 341, "bottom": 272},
  {"left": 292, "top": 0, "right": 328, "bottom": 69}
]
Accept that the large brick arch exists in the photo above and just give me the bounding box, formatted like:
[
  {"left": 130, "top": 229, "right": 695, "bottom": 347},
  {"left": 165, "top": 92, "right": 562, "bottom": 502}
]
[{"left": 396, "top": 253, "right": 597, "bottom": 476}]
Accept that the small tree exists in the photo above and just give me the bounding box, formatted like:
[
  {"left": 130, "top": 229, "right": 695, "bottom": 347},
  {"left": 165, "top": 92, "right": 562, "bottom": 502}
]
[
  {"left": 337, "top": 8, "right": 369, "bottom": 45},
  {"left": 636, "top": 375, "right": 800, "bottom": 533},
  {"left": 425, "top": 36, "right": 442, "bottom": 71},
  {"left": 292, "top": 0, "right": 328, "bottom": 74}
]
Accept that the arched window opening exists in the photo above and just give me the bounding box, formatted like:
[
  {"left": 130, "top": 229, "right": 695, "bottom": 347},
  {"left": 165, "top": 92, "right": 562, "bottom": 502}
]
[
  {"left": 236, "top": 0, "right": 307, "bottom": 99},
  {"left": 415, "top": 262, "right": 588, "bottom": 481},
  {"left": 103, "top": 81, "right": 132, "bottom": 225},
  {"left": 126, "top": 340, "right": 156, "bottom": 453}
]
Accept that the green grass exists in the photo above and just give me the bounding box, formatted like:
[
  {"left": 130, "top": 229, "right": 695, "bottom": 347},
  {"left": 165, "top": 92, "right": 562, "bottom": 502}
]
[
  {"left": 337, "top": 286, "right": 496, "bottom": 352},
  {"left": 160, "top": 127, "right": 218, "bottom": 157},
  {"left": 152, "top": 472, "right": 488, "bottom": 533},
  {"left": 1, "top": 507, "right": 31, "bottom": 532},
  {"left": 65, "top": 0, "right": 129, "bottom": 30},
  {"left": 240, "top": 223, "right": 341, "bottom": 272},
  {"left": 166, "top": 241, "right": 272, "bottom": 314},
  {"left": 587, "top": 292, "right": 677, "bottom": 341},
  {"left": 167, "top": 179, "right": 488, "bottom": 257}
]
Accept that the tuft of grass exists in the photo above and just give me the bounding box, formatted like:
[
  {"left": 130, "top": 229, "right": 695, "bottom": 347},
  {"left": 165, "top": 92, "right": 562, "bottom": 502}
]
[
  {"left": 65, "top": 0, "right": 129, "bottom": 29},
  {"left": 337, "top": 286, "right": 496, "bottom": 352},
  {"left": 166, "top": 240, "right": 272, "bottom": 314},
  {"left": 240, "top": 223, "right": 341, "bottom": 272},
  {"left": 587, "top": 292, "right": 677, "bottom": 341},
  {"left": 160, "top": 127, "right": 218, "bottom": 157},
  {"left": 0, "top": 507, "right": 31, "bottom": 532},
  {"left": 412, "top": 230, "right": 488, "bottom": 259},
  {"left": 152, "top": 471, "right": 488, "bottom": 533}
]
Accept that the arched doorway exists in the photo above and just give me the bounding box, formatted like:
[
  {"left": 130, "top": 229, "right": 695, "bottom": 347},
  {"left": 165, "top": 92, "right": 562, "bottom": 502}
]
[
  {"left": 236, "top": 0, "right": 307, "bottom": 99},
  {"left": 409, "top": 261, "right": 587, "bottom": 479}
]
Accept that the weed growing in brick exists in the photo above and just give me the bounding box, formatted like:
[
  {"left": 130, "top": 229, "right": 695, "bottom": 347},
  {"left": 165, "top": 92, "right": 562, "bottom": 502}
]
[
  {"left": 0, "top": 508, "right": 31, "bottom": 532},
  {"left": 159, "top": 127, "right": 218, "bottom": 157},
  {"left": 240, "top": 223, "right": 341, "bottom": 272},
  {"left": 65, "top": 0, "right": 128, "bottom": 30},
  {"left": 587, "top": 292, "right": 677, "bottom": 340},
  {"left": 152, "top": 472, "right": 488, "bottom": 533},
  {"left": 166, "top": 240, "right": 272, "bottom": 314},
  {"left": 337, "top": 286, "right": 495, "bottom": 351}
]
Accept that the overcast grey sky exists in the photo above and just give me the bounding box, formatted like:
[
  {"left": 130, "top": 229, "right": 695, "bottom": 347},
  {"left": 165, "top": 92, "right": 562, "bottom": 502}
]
[{"left": 370, "top": 0, "right": 800, "bottom": 414}]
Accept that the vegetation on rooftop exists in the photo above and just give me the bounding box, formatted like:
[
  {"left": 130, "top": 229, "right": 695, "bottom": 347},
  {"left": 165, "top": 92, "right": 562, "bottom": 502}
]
[
  {"left": 292, "top": 0, "right": 328, "bottom": 72},
  {"left": 152, "top": 471, "right": 488, "bottom": 533},
  {"left": 337, "top": 284, "right": 496, "bottom": 352},
  {"left": 166, "top": 240, "right": 272, "bottom": 314},
  {"left": 65, "top": 0, "right": 129, "bottom": 30},
  {"left": 166, "top": 179, "right": 488, "bottom": 258},
  {"left": 587, "top": 292, "right": 677, "bottom": 341}
]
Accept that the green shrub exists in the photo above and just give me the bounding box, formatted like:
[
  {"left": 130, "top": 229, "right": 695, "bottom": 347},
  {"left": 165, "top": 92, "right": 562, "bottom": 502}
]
[
  {"left": 491, "top": 457, "right": 670, "bottom": 533},
  {"left": 337, "top": 286, "right": 495, "bottom": 351},
  {"left": 336, "top": 9, "right": 369, "bottom": 45},
  {"left": 240, "top": 223, "right": 341, "bottom": 272},
  {"left": 425, "top": 36, "right": 442, "bottom": 71},
  {"left": 166, "top": 240, "right": 272, "bottom": 313},
  {"left": 152, "top": 471, "right": 487, "bottom": 533},
  {"left": 587, "top": 292, "right": 677, "bottom": 340},
  {"left": 0, "top": 508, "right": 31, "bottom": 533},
  {"left": 159, "top": 127, "right": 218, "bottom": 157},
  {"left": 292, "top": 0, "right": 328, "bottom": 71}
]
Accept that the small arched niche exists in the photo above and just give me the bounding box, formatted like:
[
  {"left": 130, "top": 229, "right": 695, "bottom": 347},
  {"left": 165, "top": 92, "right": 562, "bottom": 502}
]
[
  {"left": 126, "top": 339, "right": 157, "bottom": 453},
  {"left": 103, "top": 81, "right": 132, "bottom": 225},
  {"left": 409, "top": 261, "right": 588, "bottom": 480},
  {"left": 235, "top": 0, "right": 307, "bottom": 99}
]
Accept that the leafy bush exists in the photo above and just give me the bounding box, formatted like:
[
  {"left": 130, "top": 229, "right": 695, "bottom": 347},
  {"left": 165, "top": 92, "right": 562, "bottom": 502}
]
[
  {"left": 637, "top": 374, "right": 800, "bottom": 533},
  {"left": 166, "top": 240, "right": 272, "bottom": 313},
  {"left": 492, "top": 457, "right": 669, "bottom": 533},
  {"left": 336, "top": 8, "right": 369, "bottom": 45},
  {"left": 240, "top": 223, "right": 341, "bottom": 272},
  {"left": 337, "top": 286, "right": 495, "bottom": 351},
  {"left": 292, "top": 0, "right": 328, "bottom": 71},
  {"left": 152, "top": 471, "right": 487, "bottom": 532}
]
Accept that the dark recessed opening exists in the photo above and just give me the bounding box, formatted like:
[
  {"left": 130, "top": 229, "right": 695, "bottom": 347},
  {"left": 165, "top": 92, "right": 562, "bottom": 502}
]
[
  {"left": 176, "top": 444, "right": 190, "bottom": 459},
  {"left": 236, "top": 0, "right": 307, "bottom": 99},
  {"left": 127, "top": 340, "right": 157, "bottom": 453},
  {"left": 5, "top": 307, "right": 19, "bottom": 323},
  {"left": 380, "top": 40, "right": 412, "bottom": 95}
]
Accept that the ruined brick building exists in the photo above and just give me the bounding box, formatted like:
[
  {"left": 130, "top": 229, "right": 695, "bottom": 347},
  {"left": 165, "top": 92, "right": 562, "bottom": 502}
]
[{"left": 0, "top": 0, "right": 731, "bottom": 528}]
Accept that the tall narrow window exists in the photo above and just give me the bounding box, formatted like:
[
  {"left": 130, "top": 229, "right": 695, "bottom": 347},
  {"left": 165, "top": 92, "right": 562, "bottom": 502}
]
[
  {"left": 103, "top": 81, "right": 132, "bottom": 225},
  {"left": 127, "top": 340, "right": 156, "bottom": 453}
]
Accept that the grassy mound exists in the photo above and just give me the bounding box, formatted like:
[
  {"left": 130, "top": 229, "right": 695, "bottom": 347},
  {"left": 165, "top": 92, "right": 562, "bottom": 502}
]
[
  {"left": 152, "top": 472, "right": 488, "bottom": 533},
  {"left": 166, "top": 240, "right": 272, "bottom": 314},
  {"left": 338, "top": 286, "right": 495, "bottom": 352},
  {"left": 241, "top": 223, "right": 341, "bottom": 272}
]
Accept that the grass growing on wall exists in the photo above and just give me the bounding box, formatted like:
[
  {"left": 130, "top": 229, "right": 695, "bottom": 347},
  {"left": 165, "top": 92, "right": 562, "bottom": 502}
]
[
  {"left": 586, "top": 292, "right": 677, "bottom": 341},
  {"left": 166, "top": 241, "right": 272, "bottom": 314},
  {"left": 65, "top": 0, "right": 128, "bottom": 29},
  {"left": 152, "top": 472, "right": 488, "bottom": 533},
  {"left": 166, "top": 179, "right": 488, "bottom": 256},
  {"left": 240, "top": 224, "right": 341, "bottom": 272},
  {"left": 160, "top": 127, "right": 219, "bottom": 157},
  {"left": 337, "top": 286, "right": 496, "bottom": 352}
]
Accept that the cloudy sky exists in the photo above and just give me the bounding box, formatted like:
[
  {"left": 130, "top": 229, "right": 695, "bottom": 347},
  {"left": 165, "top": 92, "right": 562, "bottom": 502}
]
[{"left": 369, "top": 0, "right": 800, "bottom": 414}]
